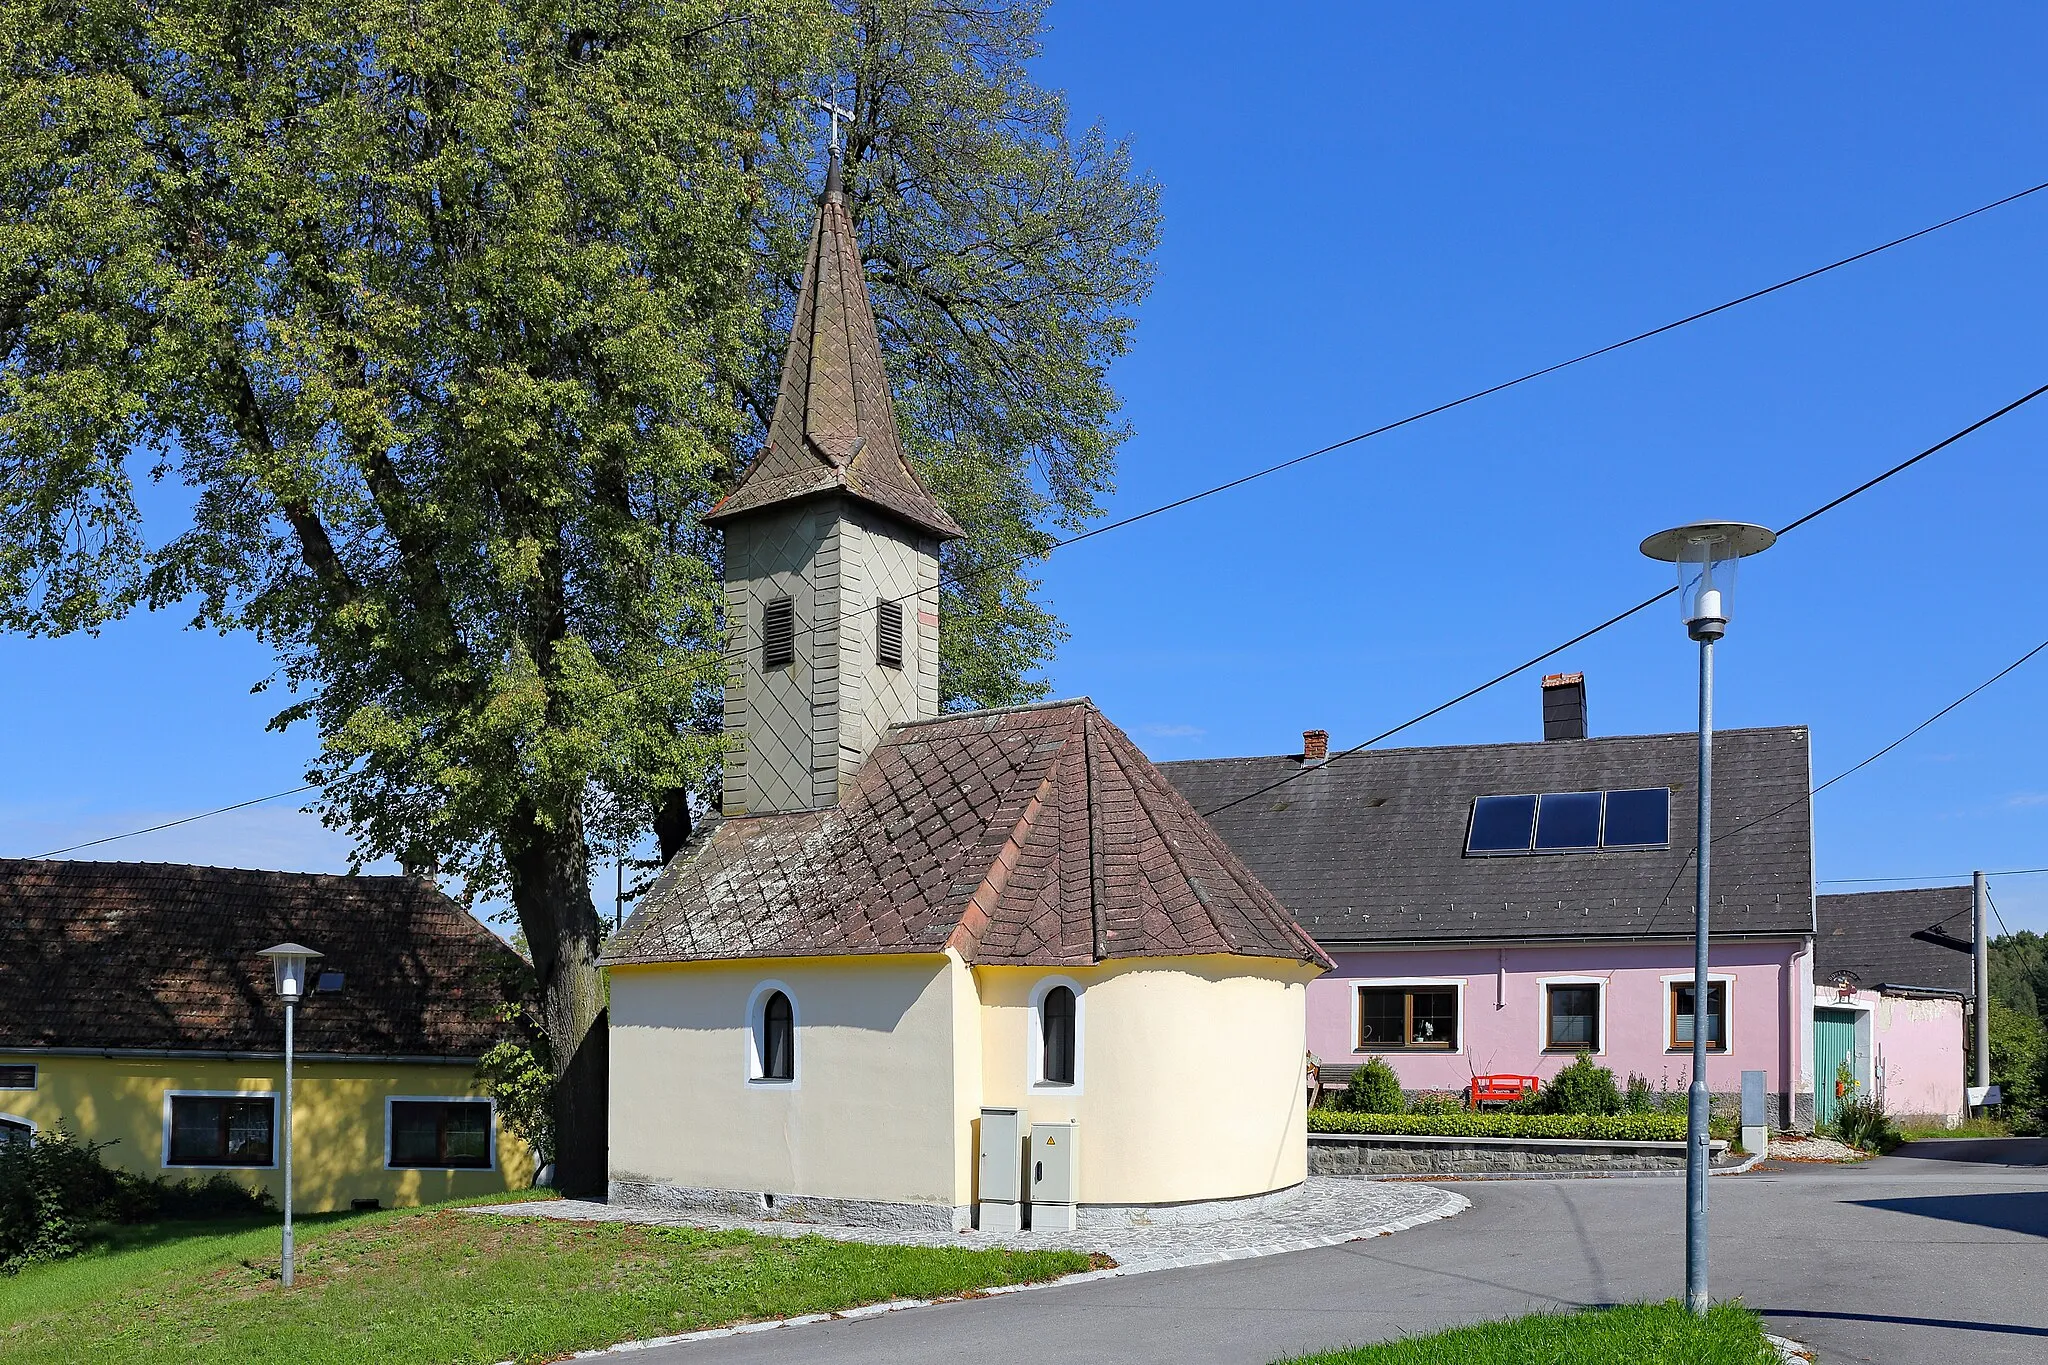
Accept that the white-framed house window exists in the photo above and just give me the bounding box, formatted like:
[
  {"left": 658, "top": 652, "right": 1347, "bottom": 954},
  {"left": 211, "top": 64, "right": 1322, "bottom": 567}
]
[
  {"left": 1352, "top": 979, "right": 1465, "bottom": 1054},
  {"left": 162, "top": 1090, "right": 278, "bottom": 1168},
  {"left": 0, "top": 1113, "right": 34, "bottom": 1145},
  {"left": 746, "top": 980, "right": 799, "bottom": 1088},
  {"left": 1537, "top": 976, "right": 1607, "bottom": 1054},
  {"left": 384, "top": 1096, "right": 497, "bottom": 1170},
  {"left": 1027, "top": 976, "right": 1085, "bottom": 1094},
  {"left": 1662, "top": 973, "right": 1734, "bottom": 1053}
]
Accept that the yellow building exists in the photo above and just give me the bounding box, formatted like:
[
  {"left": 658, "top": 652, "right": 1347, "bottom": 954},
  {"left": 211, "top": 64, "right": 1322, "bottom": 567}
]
[
  {"left": 602, "top": 150, "right": 1328, "bottom": 1232},
  {"left": 0, "top": 860, "right": 536, "bottom": 1210}
]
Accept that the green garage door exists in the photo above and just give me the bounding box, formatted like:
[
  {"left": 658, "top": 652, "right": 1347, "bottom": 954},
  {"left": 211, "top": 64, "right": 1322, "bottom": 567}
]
[{"left": 1814, "top": 1007, "right": 1859, "bottom": 1129}]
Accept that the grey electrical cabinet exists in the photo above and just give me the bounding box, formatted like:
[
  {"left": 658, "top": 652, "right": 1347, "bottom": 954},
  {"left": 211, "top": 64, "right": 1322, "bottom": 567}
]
[
  {"left": 1029, "top": 1119, "right": 1079, "bottom": 1232},
  {"left": 978, "top": 1107, "right": 1026, "bottom": 1233}
]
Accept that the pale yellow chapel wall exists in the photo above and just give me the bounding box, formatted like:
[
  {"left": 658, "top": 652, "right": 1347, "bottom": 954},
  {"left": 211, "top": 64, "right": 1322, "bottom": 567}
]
[
  {"left": 607, "top": 954, "right": 967, "bottom": 1210},
  {"left": 976, "top": 955, "right": 1317, "bottom": 1207}
]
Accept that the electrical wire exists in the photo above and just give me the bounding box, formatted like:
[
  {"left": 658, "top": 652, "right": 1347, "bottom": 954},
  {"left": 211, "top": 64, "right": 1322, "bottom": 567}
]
[
  {"left": 1197, "top": 380, "right": 2048, "bottom": 819},
  {"left": 1818, "top": 868, "right": 2048, "bottom": 883},
  {"left": 30, "top": 785, "right": 321, "bottom": 859}
]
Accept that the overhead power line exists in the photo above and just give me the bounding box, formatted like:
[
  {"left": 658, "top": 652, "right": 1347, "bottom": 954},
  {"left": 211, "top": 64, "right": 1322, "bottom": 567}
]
[
  {"left": 1198, "top": 379, "right": 2048, "bottom": 819},
  {"left": 27, "top": 184, "right": 2048, "bottom": 860},
  {"left": 731, "top": 175, "right": 2048, "bottom": 664},
  {"left": 1818, "top": 868, "right": 2048, "bottom": 885},
  {"left": 30, "top": 784, "right": 320, "bottom": 859}
]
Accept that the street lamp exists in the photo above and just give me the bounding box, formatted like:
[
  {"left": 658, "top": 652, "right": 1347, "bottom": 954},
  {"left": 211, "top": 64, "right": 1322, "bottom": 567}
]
[
  {"left": 258, "top": 942, "right": 322, "bottom": 1288},
  {"left": 1639, "top": 520, "right": 1774, "bottom": 1317}
]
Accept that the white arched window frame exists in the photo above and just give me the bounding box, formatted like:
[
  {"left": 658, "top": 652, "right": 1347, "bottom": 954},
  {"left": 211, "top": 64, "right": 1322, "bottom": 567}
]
[
  {"left": 745, "top": 980, "right": 800, "bottom": 1089},
  {"left": 1027, "top": 976, "right": 1086, "bottom": 1095}
]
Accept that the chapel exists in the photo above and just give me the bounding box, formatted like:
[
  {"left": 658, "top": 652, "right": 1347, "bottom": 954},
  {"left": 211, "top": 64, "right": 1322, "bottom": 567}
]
[{"left": 601, "top": 149, "right": 1327, "bottom": 1232}]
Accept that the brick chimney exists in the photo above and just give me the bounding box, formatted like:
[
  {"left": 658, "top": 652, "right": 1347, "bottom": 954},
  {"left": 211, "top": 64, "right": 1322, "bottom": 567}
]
[
  {"left": 1301, "top": 729, "right": 1329, "bottom": 765},
  {"left": 1541, "top": 673, "right": 1587, "bottom": 741}
]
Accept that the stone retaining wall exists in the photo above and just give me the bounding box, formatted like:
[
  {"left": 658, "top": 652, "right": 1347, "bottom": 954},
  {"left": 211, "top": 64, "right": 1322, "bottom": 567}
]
[{"left": 1309, "top": 1132, "right": 1731, "bottom": 1176}]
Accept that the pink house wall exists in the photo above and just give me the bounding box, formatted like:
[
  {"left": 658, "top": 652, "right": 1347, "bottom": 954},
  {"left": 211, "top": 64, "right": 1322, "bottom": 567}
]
[
  {"left": 1846, "top": 989, "right": 1965, "bottom": 1121},
  {"left": 1311, "top": 941, "right": 1805, "bottom": 1101}
]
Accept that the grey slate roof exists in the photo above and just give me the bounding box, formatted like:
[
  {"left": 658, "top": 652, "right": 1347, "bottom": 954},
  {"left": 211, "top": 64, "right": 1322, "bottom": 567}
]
[
  {"left": 1816, "top": 887, "right": 1975, "bottom": 996},
  {"left": 1161, "top": 727, "right": 1815, "bottom": 945},
  {"left": 603, "top": 700, "right": 1329, "bottom": 970}
]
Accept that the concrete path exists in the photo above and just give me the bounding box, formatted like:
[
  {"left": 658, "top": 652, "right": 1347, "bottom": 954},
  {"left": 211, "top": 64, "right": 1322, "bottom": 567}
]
[{"left": 613, "top": 1136, "right": 2047, "bottom": 1364}]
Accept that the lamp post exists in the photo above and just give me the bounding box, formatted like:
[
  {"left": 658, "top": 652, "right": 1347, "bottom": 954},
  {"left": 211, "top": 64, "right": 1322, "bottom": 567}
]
[
  {"left": 258, "top": 942, "right": 322, "bottom": 1288},
  {"left": 1639, "top": 520, "right": 1774, "bottom": 1317}
]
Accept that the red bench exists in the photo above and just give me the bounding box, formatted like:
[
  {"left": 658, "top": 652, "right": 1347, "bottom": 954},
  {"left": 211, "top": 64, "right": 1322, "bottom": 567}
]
[{"left": 1469, "top": 1074, "right": 1540, "bottom": 1109}]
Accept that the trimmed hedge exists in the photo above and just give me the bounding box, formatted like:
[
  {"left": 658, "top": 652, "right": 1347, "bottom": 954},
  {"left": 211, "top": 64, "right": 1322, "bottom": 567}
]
[{"left": 1308, "top": 1111, "right": 1689, "bottom": 1141}]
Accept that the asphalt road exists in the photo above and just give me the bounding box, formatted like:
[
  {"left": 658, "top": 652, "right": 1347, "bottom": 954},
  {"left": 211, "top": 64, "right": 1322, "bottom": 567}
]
[{"left": 646, "top": 1137, "right": 2047, "bottom": 1364}]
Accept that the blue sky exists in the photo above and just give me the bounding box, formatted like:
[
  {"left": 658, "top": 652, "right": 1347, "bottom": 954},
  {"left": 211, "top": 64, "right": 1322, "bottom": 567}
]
[{"left": 4, "top": 4, "right": 2046, "bottom": 932}]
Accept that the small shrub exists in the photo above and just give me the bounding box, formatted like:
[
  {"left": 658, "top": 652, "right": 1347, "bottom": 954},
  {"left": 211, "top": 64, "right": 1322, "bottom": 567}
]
[
  {"left": 1309, "top": 1110, "right": 1688, "bottom": 1141},
  {"left": 0, "top": 1128, "right": 125, "bottom": 1273},
  {"left": 1831, "top": 1096, "right": 1902, "bottom": 1154},
  {"left": 1339, "top": 1058, "right": 1406, "bottom": 1115},
  {"left": 1536, "top": 1053, "right": 1622, "bottom": 1116},
  {"left": 1407, "top": 1091, "right": 1463, "bottom": 1117},
  {"left": 1624, "top": 1073, "right": 1656, "bottom": 1114}
]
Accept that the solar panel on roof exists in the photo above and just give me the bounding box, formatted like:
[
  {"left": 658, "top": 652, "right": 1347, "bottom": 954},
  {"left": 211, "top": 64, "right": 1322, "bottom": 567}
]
[
  {"left": 1602, "top": 788, "right": 1671, "bottom": 847},
  {"left": 1467, "top": 794, "right": 1537, "bottom": 853},
  {"left": 1535, "top": 792, "right": 1602, "bottom": 849}
]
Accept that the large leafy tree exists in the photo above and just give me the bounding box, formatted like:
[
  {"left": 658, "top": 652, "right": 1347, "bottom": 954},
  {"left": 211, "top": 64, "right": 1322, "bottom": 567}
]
[{"left": 2, "top": 0, "right": 1157, "bottom": 1189}]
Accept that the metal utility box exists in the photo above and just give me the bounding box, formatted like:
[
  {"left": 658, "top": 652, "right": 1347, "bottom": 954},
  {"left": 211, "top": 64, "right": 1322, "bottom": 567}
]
[
  {"left": 978, "top": 1107, "right": 1026, "bottom": 1233},
  {"left": 1029, "top": 1120, "right": 1079, "bottom": 1232},
  {"left": 1740, "top": 1069, "right": 1768, "bottom": 1158}
]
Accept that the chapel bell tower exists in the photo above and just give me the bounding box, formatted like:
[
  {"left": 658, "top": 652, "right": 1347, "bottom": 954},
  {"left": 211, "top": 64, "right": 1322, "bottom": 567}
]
[{"left": 704, "top": 148, "right": 963, "bottom": 817}]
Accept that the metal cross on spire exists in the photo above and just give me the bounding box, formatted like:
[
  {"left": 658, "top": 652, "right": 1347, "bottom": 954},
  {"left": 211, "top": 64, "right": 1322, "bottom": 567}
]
[{"left": 808, "top": 88, "right": 855, "bottom": 152}]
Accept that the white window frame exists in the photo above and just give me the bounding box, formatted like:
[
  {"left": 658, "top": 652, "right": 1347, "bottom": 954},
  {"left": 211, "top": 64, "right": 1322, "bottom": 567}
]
[
  {"left": 382, "top": 1095, "right": 499, "bottom": 1172},
  {"left": 1351, "top": 978, "right": 1466, "bottom": 1055},
  {"left": 1027, "top": 976, "right": 1086, "bottom": 1095},
  {"left": 1662, "top": 973, "right": 1736, "bottom": 1054},
  {"left": 746, "top": 980, "right": 800, "bottom": 1089},
  {"left": 161, "top": 1089, "right": 278, "bottom": 1169},
  {"left": 0, "top": 1112, "right": 35, "bottom": 1143},
  {"left": 1537, "top": 976, "right": 1608, "bottom": 1056}
]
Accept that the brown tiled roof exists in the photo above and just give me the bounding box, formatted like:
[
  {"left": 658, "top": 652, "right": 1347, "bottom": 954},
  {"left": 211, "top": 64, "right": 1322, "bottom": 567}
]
[
  {"left": 0, "top": 860, "right": 530, "bottom": 1057},
  {"left": 704, "top": 159, "right": 963, "bottom": 541},
  {"left": 605, "top": 701, "right": 1330, "bottom": 970}
]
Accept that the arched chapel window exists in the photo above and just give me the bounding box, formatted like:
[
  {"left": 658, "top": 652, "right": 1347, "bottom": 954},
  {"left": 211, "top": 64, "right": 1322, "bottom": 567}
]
[{"left": 1041, "top": 985, "right": 1076, "bottom": 1086}]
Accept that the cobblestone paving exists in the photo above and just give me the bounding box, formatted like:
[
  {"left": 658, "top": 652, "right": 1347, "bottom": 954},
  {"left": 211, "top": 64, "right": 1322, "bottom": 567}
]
[{"left": 480, "top": 1176, "right": 1467, "bottom": 1274}]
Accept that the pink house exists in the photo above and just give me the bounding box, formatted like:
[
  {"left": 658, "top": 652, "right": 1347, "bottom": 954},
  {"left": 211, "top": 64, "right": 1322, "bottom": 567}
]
[
  {"left": 1813, "top": 887, "right": 1971, "bottom": 1126},
  {"left": 1166, "top": 676, "right": 1822, "bottom": 1127}
]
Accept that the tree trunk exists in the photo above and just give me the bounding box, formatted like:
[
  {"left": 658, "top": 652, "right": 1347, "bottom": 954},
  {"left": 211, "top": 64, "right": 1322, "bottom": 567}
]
[
  {"left": 504, "top": 800, "right": 609, "bottom": 1197},
  {"left": 652, "top": 785, "right": 694, "bottom": 865}
]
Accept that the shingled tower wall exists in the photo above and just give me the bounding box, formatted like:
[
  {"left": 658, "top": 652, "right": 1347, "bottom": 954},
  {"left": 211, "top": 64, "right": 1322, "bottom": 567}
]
[{"left": 707, "top": 150, "right": 962, "bottom": 817}]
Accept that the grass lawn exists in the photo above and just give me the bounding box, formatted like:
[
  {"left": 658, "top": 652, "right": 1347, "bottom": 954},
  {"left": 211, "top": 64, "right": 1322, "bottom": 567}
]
[
  {"left": 1279, "top": 1302, "right": 1784, "bottom": 1364},
  {"left": 0, "top": 1197, "right": 1093, "bottom": 1365},
  {"left": 1896, "top": 1116, "right": 2013, "bottom": 1141}
]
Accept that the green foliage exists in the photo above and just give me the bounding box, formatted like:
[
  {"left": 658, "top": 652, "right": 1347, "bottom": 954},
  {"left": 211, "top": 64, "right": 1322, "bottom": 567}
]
[
  {"left": 0, "top": 1128, "right": 272, "bottom": 1273},
  {"left": 1990, "top": 929, "right": 2047, "bottom": 1020},
  {"left": 1334, "top": 1058, "right": 1406, "bottom": 1115},
  {"left": 1308, "top": 1111, "right": 1689, "bottom": 1141},
  {"left": 1406, "top": 1091, "right": 1463, "bottom": 1117},
  {"left": 1534, "top": 1053, "right": 1623, "bottom": 1115},
  {"left": 476, "top": 1004, "right": 556, "bottom": 1171},
  {"left": 1624, "top": 1072, "right": 1657, "bottom": 1114},
  {"left": 1989, "top": 999, "right": 2048, "bottom": 1134},
  {"left": 1280, "top": 1301, "right": 1782, "bottom": 1365},
  {"left": 1830, "top": 1095, "right": 1902, "bottom": 1153}
]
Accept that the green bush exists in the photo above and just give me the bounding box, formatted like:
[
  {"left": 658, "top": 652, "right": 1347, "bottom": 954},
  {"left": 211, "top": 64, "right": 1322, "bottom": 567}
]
[
  {"left": 1308, "top": 1111, "right": 1688, "bottom": 1141},
  {"left": 1989, "top": 1001, "right": 2048, "bottom": 1134},
  {"left": 1623, "top": 1073, "right": 1656, "bottom": 1114},
  {"left": 0, "top": 1128, "right": 274, "bottom": 1273},
  {"left": 1831, "top": 1095, "right": 1901, "bottom": 1153},
  {"left": 1337, "top": 1058, "right": 1406, "bottom": 1114},
  {"left": 1535, "top": 1053, "right": 1622, "bottom": 1115},
  {"left": 1407, "top": 1091, "right": 1464, "bottom": 1117}
]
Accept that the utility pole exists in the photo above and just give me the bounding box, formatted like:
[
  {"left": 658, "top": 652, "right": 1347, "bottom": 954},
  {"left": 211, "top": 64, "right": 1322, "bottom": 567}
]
[{"left": 1974, "top": 869, "right": 1990, "bottom": 1107}]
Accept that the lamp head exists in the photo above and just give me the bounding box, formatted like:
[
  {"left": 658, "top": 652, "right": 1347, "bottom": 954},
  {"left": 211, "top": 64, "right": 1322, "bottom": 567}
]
[
  {"left": 1639, "top": 521, "right": 1776, "bottom": 641},
  {"left": 257, "top": 942, "right": 323, "bottom": 1002}
]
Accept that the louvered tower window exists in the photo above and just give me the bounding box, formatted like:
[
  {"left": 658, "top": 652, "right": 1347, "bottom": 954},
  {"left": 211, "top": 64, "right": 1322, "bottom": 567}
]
[
  {"left": 877, "top": 599, "right": 904, "bottom": 668},
  {"left": 762, "top": 597, "right": 795, "bottom": 669}
]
